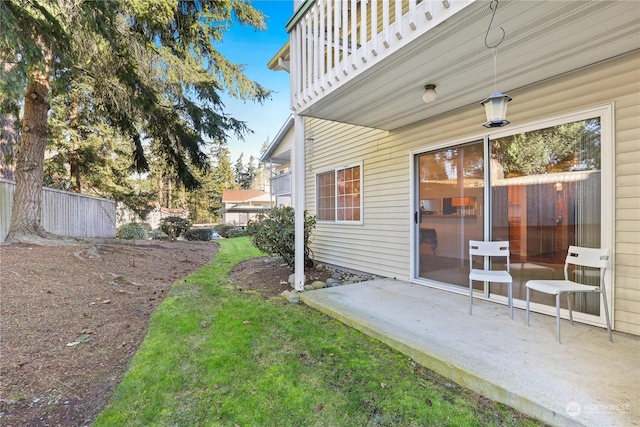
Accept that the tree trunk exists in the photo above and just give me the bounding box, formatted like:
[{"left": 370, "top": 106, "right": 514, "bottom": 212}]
[{"left": 4, "top": 67, "right": 51, "bottom": 243}]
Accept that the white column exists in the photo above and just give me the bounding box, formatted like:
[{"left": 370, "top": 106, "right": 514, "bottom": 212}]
[{"left": 293, "top": 114, "right": 306, "bottom": 291}]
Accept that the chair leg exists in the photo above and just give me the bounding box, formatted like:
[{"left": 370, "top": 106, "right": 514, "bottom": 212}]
[
  {"left": 526, "top": 287, "right": 530, "bottom": 326},
  {"left": 556, "top": 294, "right": 562, "bottom": 344},
  {"left": 567, "top": 292, "right": 574, "bottom": 326},
  {"left": 469, "top": 279, "right": 473, "bottom": 315},
  {"left": 601, "top": 290, "right": 613, "bottom": 343},
  {"left": 509, "top": 282, "right": 513, "bottom": 320}
]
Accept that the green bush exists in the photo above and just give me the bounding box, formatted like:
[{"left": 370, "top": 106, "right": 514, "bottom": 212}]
[
  {"left": 149, "top": 228, "right": 170, "bottom": 241},
  {"left": 226, "top": 227, "right": 246, "bottom": 238},
  {"left": 213, "top": 223, "right": 246, "bottom": 238},
  {"left": 116, "top": 223, "right": 148, "bottom": 240},
  {"left": 213, "top": 223, "right": 233, "bottom": 237},
  {"left": 246, "top": 206, "right": 316, "bottom": 270},
  {"left": 139, "top": 222, "right": 153, "bottom": 232},
  {"left": 184, "top": 228, "right": 214, "bottom": 241},
  {"left": 160, "top": 216, "right": 191, "bottom": 241}
]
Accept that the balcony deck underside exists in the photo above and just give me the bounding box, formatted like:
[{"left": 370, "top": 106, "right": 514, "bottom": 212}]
[{"left": 294, "top": 0, "right": 640, "bottom": 131}]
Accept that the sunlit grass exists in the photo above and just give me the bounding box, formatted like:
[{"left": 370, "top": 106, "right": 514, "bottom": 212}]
[{"left": 94, "top": 236, "right": 542, "bottom": 427}]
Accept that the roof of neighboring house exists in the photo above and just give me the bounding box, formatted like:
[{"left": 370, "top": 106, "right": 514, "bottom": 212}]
[
  {"left": 260, "top": 115, "right": 294, "bottom": 163},
  {"left": 221, "top": 189, "right": 270, "bottom": 203},
  {"left": 217, "top": 207, "right": 268, "bottom": 214}
]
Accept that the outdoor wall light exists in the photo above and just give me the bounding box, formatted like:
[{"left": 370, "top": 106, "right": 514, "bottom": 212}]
[
  {"left": 480, "top": 0, "right": 512, "bottom": 128},
  {"left": 422, "top": 84, "right": 437, "bottom": 104},
  {"left": 481, "top": 91, "right": 512, "bottom": 128}
]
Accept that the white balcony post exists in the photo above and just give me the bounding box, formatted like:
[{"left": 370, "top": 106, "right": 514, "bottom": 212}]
[
  {"left": 370, "top": 0, "right": 378, "bottom": 56},
  {"left": 319, "top": 0, "right": 326, "bottom": 84},
  {"left": 305, "top": 16, "right": 312, "bottom": 100},
  {"left": 409, "top": 0, "right": 417, "bottom": 30},
  {"left": 312, "top": 5, "right": 319, "bottom": 93},
  {"left": 395, "top": 0, "right": 403, "bottom": 39},
  {"left": 342, "top": 0, "right": 349, "bottom": 74},
  {"left": 334, "top": 0, "right": 340, "bottom": 81},
  {"left": 326, "top": 0, "right": 333, "bottom": 82},
  {"left": 351, "top": 0, "right": 357, "bottom": 69},
  {"left": 382, "top": 0, "right": 390, "bottom": 48},
  {"left": 360, "top": 0, "right": 368, "bottom": 63},
  {"left": 293, "top": 114, "right": 306, "bottom": 291}
]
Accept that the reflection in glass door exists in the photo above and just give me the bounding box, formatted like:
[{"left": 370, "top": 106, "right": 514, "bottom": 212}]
[
  {"left": 417, "top": 141, "right": 484, "bottom": 287},
  {"left": 490, "top": 118, "right": 602, "bottom": 315}
]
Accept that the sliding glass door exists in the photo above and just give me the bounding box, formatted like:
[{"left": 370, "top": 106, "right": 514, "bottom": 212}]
[
  {"left": 415, "top": 110, "right": 606, "bottom": 319},
  {"left": 490, "top": 117, "right": 602, "bottom": 315},
  {"left": 417, "top": 141, "right": 484, "bottom": 287}
]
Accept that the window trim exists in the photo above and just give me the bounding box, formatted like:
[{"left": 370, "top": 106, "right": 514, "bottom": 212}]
[{"left": 315, "top": 162, "right": 364, "bottom": 225}]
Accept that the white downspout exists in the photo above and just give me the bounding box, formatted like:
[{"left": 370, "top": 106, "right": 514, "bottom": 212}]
[{"left": 293, "top": 114, "right": 306, "bottom": 291}]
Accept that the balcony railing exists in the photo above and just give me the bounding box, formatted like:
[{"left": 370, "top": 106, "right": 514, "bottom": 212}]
[
  {"left": 288, "top": 0, "right": 475, "bottom": 113},
  {"left": 270, "top": 172, "right": 292, "bottom": 196}
]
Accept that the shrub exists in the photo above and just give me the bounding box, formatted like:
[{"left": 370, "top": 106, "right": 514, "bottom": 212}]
[
  {"left": 213, "top": 223, "right": 247, "bottom": 238},
  {"left": 160, "top": 216, "right": 191, "bottom": 241},
  {"left": 213, "top": 223, "right": 234, "bottom": 237},
  {"left": 184, "top": 228, "right": 214, "bottom": 241},
  {"left": 246, "top": 206, "right": 316, "bottom": 270},
  {"left": 139, "top": 222, "right": 153, "bottom": 232},
  {"left": 225, "top": 227, "right": 246, "bottom": 238},
  {"left": 149, "top": 229, "right": 170, "bottom": 241},
  {"left": 116, "top": 223, "right": 148, "bottom": 240}
]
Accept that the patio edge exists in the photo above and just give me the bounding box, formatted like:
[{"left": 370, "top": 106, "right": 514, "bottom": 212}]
[{"left": 300, "top": 293, "right": 585, "bottom": 427}]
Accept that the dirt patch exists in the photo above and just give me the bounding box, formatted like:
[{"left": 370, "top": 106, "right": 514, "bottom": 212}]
[
  {"left": 0, "top": 239, "right": 218, "bottom": 427},
  {"left": 228, "top": 256, "right": 336, "bottom": 298}
]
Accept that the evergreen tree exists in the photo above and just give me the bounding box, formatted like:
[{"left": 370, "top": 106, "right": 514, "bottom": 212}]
[{"left": 0, "top": 0, "right": 271, "bottom": 243}]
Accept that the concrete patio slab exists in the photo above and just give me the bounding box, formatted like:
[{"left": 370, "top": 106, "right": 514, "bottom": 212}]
[{"left": 300, "top": 280, "right": 640, "bottom": 427}]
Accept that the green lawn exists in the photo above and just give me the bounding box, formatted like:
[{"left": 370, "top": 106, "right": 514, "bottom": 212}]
[{"left": 94, "top": 237, "right": 542, "bottom": 426}]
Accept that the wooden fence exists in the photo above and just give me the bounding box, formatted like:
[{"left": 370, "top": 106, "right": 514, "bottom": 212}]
[{"left": 0, "top": 178, "right": 116, "bottom": 243}]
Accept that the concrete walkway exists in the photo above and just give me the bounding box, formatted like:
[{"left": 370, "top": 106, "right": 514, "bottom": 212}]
[{"left": 300, "top": 280, "right": 640, "bottom": 427}]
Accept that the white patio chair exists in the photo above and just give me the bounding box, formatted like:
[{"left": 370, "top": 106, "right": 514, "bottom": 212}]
[
  {"left": 469, "top": 240, "right": 513, "bottom": 319},
  {"left": 525, "top": 246, "right": 611, "bottom": 343}
]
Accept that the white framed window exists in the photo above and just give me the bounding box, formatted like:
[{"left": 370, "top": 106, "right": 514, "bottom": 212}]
[{"left": 316, "top": 163, "right": 363, "bottom": 223}]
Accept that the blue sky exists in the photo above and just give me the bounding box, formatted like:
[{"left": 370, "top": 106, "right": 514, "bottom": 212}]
[{"left": 216, "top": 1, "right": 293, "bottom": 164}]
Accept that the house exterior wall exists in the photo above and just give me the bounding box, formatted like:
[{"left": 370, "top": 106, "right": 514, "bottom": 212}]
[
  {"left": 272, "top": 125, "right": 294, "bottom": 159},
  {"left": 305, "top": 51, "right": 640, "bottom": 335}
]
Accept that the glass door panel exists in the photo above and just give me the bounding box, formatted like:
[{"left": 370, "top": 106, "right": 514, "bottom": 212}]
[
  {"left": 417, "top": 141, "right": 484, "bottom": 287},
  {"left": 490, "top": 118, "right": 602, "bottom": 314}
]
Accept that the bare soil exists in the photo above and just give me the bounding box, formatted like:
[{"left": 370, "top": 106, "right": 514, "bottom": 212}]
[
  {"left": 0, "top": 239, "right": 222, "bottom": 426},
  {"left": 0, "top": 239, "right": 326, "bottom": 427},
  {"left": 0, "top": 239, "right": 545, "bottom": 427}
]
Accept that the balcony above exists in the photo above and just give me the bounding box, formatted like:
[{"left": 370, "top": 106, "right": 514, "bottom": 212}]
[
  {"left": 270, "top": 172, "right": 292, "bottom": 197},
  {"left": 284, "top": 0, "right": 640, "bottom": 131}
]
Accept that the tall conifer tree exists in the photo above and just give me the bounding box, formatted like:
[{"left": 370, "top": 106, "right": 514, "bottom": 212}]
[{"left": 0, "top": 0, "right": 271, "bottom": 243}]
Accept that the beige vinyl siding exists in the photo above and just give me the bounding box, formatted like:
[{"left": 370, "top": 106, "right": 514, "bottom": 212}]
[
  {"left": 305, "top": 51, "right": 640, "bottom": 335},
  {"left": 272, "top": 126, "right": 294, "bottom": 159}
]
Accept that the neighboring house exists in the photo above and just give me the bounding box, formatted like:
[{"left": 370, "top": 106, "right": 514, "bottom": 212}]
[
  {"left": 220, "top": 189, "right": 272, "bottom": 225},
  {"left": 269, "top": 0, "right": 640, "bottom": 337},
  {"left": 260, "top": 115, "right": 294, "bottom": 208}
]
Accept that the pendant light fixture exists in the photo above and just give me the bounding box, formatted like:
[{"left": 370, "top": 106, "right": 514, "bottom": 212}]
[{"left": 481, "top": 0, "right": 512, "bottom": 128}]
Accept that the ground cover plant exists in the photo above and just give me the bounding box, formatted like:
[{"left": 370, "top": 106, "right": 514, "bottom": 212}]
[{"left": 94, "top": 237, "right": 543, "bottom": 427}]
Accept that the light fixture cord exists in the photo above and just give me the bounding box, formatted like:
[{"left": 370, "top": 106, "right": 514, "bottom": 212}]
[
  {"left": 484, "top": 0, "right": 505, "bottom": 94},
  {"left": 493, "top": 48, "right": 498, "bottom": 92}
]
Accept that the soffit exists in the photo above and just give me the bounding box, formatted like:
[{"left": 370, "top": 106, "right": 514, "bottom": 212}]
[{"left": 299, "top": 0, "right": 640, "bottom": 131}]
